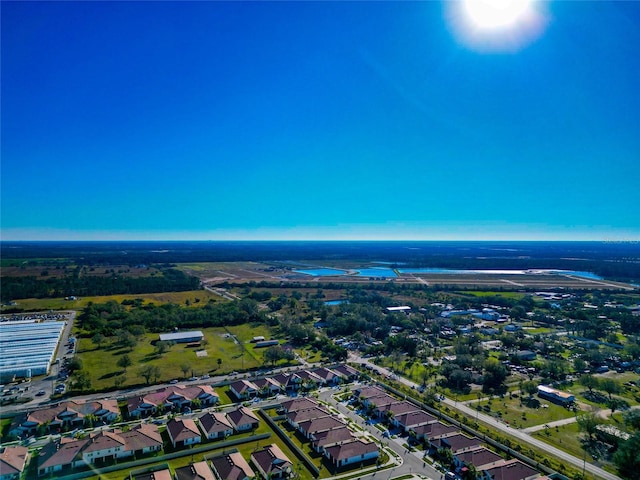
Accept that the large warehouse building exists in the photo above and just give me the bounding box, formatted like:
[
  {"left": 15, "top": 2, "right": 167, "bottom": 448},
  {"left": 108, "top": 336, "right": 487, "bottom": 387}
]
[
  {"left": 0, "top": 320, "right": 65, "bottom": 381},
  {"left": 158, "top": 330, "right": 204, "bottom": 343}
]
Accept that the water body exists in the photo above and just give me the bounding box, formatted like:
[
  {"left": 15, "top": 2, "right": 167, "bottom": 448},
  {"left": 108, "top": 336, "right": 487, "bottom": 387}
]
[
  {"left": 294, "top": 268, "right": 347, "bottom": 276},
  {"left": 324, "top": 300, "right": 348, "bottom": 305},
  {"left": 354, "top": 268, "right": 397, "bottom": 278},
  {"left": 398, "top": 268, "right": 603, "bottom": 280}
]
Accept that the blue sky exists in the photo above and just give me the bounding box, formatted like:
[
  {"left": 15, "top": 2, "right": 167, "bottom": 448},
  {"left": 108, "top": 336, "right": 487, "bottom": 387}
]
[{"left": 2, "top": 1, "right": 639, "bottom": 241}]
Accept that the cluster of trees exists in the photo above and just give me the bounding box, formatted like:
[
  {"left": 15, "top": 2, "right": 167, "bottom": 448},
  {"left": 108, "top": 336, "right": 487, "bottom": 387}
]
[
  {"left": 437, "top": 336, "right": 508, "bottom": 394},
  {"left": 577, "top": 408, "right": 640, "bottom": 479},
  {"left": 77, "top": 298, "right": 266, "bottom": 337},
  {"left": 1, "top": 268, "right": 199, "bottom": 301}
]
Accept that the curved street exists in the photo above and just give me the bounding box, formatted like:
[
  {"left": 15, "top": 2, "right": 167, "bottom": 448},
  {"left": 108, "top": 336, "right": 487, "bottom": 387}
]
[{"left": 349, "top": 352, "right": 620, "bottom": 480}]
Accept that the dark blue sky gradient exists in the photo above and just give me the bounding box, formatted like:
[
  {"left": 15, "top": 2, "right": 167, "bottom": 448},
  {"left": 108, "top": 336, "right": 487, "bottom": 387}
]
[{"left": 2, "top": 1, "right": 639, "bottom": 240}]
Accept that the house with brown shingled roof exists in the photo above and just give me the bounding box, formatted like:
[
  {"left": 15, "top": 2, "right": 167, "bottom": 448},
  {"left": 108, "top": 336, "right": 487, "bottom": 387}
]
[
  {"left": 0, "top": 446, "right": 29, "bottom": 480},
  {"left": 175, "top": 460, "right": 216, "bottom": 480},
  {"left": 10, "top": 399, "right": 119, "bottom": 437},
  {"left": 324, "top": 438, "right": 379, "bottom": 468},
  {"left": 227, "top": 406, "right": 259, "bottom": 432},
  {"left": 127, "top": 385, "right": 218, "bottom": 418},
  {"left": 198, "top": 412, "right": 234, "bottom": 440},
  {"left": 286, "top": 406, "right": 330, "bottom": 429},
  {"left": 310, "top": 426, "right": 355, "bottom": 453},
  {"left": 331, "top": 364, "right": 359, "bottom": 381},
  {"left": 477, "top": 459, "right": 540, "bottom": 480},
  {"left": 167, "top": 418, "right": 202, "bottom": 449},
  {"left": 210, "top": 451, "right": 255, "bottom": 480},
  {"left": 454, "top": 446, "right": 504, "bottom": 471},
  {"left": 410, "top": 421, "right": 457, "bottom": 442},
  {"left": 36, "top": 423, "right": 163, "bottom": 476},
  {"left": 279, "top": 397, "right": 318, "bottom": 414},
  {"left": 298, "top": 416, "right": 345, "bottom": 440},
  {"left": 229, "top": 380, "right": 259, "bottom": 400},
  {"left": 250, "top": 444, "right": 292, "bottom": 479},
  {"left": 375, "top": 400, "right": 420, "bottom": 419},
  {"left": 392, "top": 410, "right": 438, "bottom": 432}
]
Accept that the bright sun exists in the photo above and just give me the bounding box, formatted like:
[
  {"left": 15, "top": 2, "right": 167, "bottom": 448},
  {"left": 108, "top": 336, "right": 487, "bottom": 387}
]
[
  {"left": 446, "top": 0, "right": 547, "bottom": 52},
  {"left": 463, "top": 0, "right": 534, "bottom": 30}
]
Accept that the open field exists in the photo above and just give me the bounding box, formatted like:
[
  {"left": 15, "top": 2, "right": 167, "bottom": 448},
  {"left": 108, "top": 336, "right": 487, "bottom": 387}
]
[
  {"left": 474, "top": 395, "right": 577, "bottom": 429},
  {"left": 1, "top": 290, "right": 225, "bottom": 312},
  {"left": 75, "top": 324, "right": 287, "bottom": 391},
  {"left": 177, "top": 261, "right": 637, "bottom": 291}
]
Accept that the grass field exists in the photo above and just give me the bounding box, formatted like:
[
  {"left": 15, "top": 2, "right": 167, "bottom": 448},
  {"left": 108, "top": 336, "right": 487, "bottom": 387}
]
[
  {"left": 1, "top": 290, "right": 225, "bottom": 313},
  {"left": 474, "top": 395, "right": 576, "bottom": 429},
  {"left": 456, "top": 291, "right": 528, "bottom": 299},
  {"left": 75, "top": 325, "right": 282, "bottom": 391}
]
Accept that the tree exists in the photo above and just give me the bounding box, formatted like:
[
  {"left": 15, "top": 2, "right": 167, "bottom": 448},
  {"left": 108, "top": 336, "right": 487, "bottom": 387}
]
[
  {"left": 576, "top": 410, "right": 601, "bottom": 443},
  {"left": 579, "top": 375, "right": 599, "bottom": 395},
  {"left": 180, "top": 363, "right": 191, "bottom": 378},
  {"left": 614, "top": 432, "right": 640, "bottom": 480},
  {"left": 483, "top": 357, "right": 508, "bottom": 393},
  {"left": 155, "top": 341, "right": 171, "bottom": 356},
  {"left": 522, "top": 380, "right": 538, "bottom": 400},
  {"left": 217, "top": 358, "right": 222, "bottom": 369},
  {"left": 114, "top": 375, "right": 126, "bottom": 389},
  {"left": 601, "top": 378, "right": 621, "bottom": 400},
  {"left": 67, "top": 357, "right": 83, "bottom": 372},
  {"left": 72, "top": 371, "right": 92, "bottom": 391},
  {"left": 117, "top": 354, "right": 132, "bottom": 372},
  {"left": 573, "top": 358, "right": 587, "bottom": 373},
  {"left": 116, "top": 329, "right": 137, "bottom": 351},
  {"left": 92, "top": 333, "right": 106, "bottom": 349},
  {"left": 624, "top": 409, "right": 640, "bottom": 431},
  {"left": 140, "top": 365, "right": 161, "bottom": 385}
]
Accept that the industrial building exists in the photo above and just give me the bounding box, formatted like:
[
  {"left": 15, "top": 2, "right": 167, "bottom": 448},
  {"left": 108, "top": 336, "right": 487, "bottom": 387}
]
[
  {"left": 0, "top": 320, "right": 65, "bottom": 380},
  {"left": 158, "top": 331, "right": 204, "bottom": 343}
]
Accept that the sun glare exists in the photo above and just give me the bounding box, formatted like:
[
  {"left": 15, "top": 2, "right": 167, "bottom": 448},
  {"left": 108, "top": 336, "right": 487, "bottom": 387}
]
[
  {"left": 463, "top": 0, "right": 533, "bottom": 29},
  {"left": 446, "top": 0, "right": 548, "bottom": 52}
]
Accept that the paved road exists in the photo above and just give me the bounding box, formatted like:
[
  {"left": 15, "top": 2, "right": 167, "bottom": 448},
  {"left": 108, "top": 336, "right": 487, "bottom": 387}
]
[
  {"left": 317, "top": 387, "right": 442, "bottom": 480},
  {"left": 349, "top": 353, "right": 619, "bottom": 480}
]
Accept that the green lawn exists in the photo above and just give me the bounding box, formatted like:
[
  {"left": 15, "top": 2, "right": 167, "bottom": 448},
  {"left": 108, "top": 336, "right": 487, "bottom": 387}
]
[
  {"left": 532, "top": 421, "right": 616, "bottom": 474},
  {"left": 474, "top": 395, "right": 575, "bottom": 429},
  {"left": 1, "top": 290, "right": 224, "bottom": 313},
  {"left": 75, "top": 326, "right": 273, "bottom": 391}
]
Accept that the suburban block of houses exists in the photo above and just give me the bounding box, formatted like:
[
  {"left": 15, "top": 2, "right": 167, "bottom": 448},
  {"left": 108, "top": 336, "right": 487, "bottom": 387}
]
[
  {"left": 277, "top": 396, "right": 380, "bottom": 469},
  {"left": 37, "top": 423, "right": 162, "bottom": 476},
  {"left": 10, "top": 399, "right": 119, "bottom": 437},
  {"left": 127, "top": 385, "right": 219, "bottom": 418},
  {"left": 228, "top": 364, "right": 360, "bottom": 399}
]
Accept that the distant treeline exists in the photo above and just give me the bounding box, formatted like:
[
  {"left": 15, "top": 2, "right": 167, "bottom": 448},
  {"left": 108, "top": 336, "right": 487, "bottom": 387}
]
[
  {"left": 0, "top": 268, "right": 199, "bottom": 302},
  {"left": 1, "top": 240, "right": 639, "bottom": 281}
]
